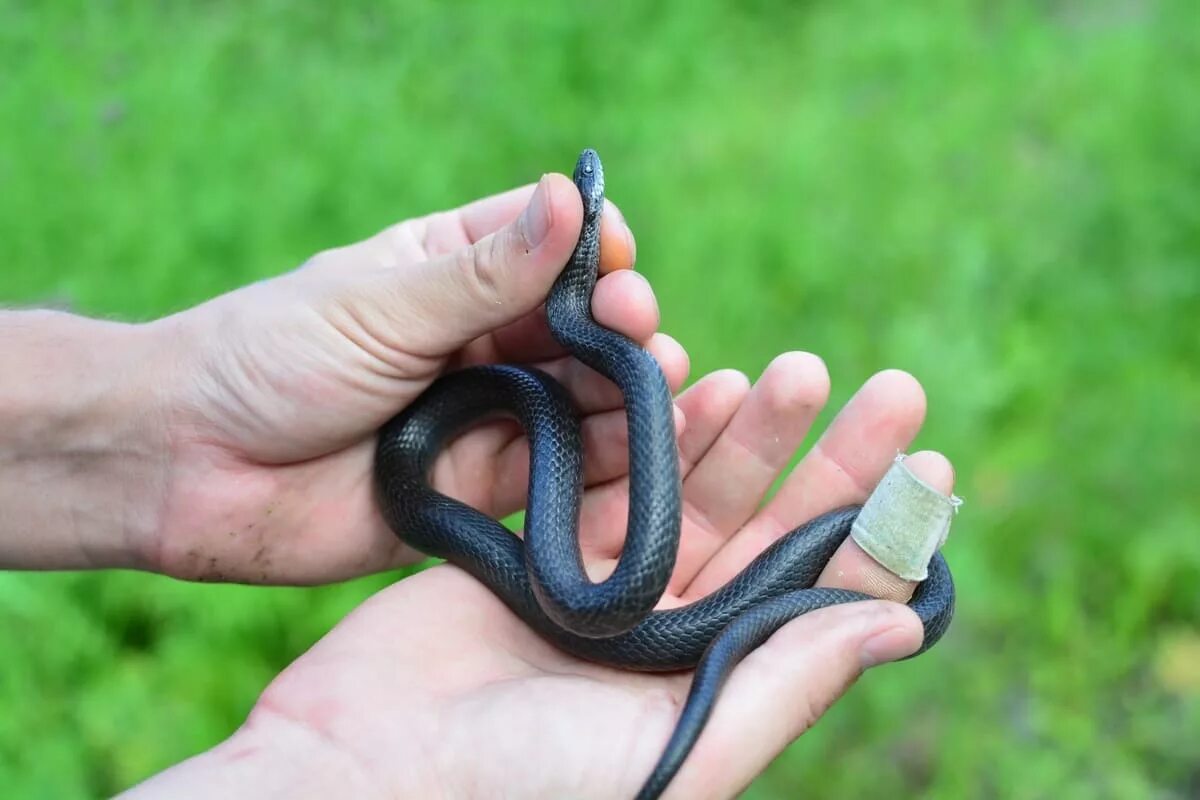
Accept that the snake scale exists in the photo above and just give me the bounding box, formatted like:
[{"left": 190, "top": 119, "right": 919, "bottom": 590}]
[{"left": 375, "top": 149, "right": 955, "bottom": 799}]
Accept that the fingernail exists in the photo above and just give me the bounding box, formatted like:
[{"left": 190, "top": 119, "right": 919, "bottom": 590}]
[
  {"left": 859, "top": 624, "right": 921, "bottom": 669},
  {"left": 520, "top": 175, "right": 552, "bottom": 247}
]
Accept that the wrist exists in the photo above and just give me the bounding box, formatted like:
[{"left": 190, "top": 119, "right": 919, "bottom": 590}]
[{"left": 0, "top": 310, "right": 172, "bottom": 569}]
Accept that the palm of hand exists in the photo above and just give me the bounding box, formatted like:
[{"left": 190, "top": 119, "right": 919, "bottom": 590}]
[{"left": 255, "top": 566, "right": 685, "bottom": 799}]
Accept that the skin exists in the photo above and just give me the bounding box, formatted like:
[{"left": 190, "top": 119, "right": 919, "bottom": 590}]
[{"left": 0, "top": 171, "right": 957, "bottom": 798}]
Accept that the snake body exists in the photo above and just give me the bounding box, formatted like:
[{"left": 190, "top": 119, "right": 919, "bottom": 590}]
[{"left": 375, "top": 149, "right": 955, "bottom": 799}]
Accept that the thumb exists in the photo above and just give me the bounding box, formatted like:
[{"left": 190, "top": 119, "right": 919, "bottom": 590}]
[
  {"left": 386, "top": 173, "right": 584, "bottom": 356},
  {"left": 654, "top": 600, "right": 922, "bottom": 799}
]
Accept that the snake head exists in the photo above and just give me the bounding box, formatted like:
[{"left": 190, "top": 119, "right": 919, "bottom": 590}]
[{"left": 573, "top": 148, "right": 606, "bottom": 223}]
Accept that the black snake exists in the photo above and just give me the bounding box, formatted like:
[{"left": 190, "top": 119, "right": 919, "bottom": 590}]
[{"left": 375, "top": 149, "right": 955, "bottom": 799}]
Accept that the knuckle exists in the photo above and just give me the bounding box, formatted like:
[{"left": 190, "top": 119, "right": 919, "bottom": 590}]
[
  {"left": 299, "top": 247, "right": 342, "bottom": 273},
  {"left": 455, "top": 236, "right": 506, "bottom": 307}
]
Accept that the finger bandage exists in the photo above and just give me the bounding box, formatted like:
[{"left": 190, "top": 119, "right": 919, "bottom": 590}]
[{"left": 850, "top": 454, "right": 962, "bottom": 581}]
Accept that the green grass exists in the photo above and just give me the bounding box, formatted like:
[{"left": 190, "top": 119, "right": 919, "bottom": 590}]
[{"left": 2, "top": 1, "right": 1199, "bottom": 797}]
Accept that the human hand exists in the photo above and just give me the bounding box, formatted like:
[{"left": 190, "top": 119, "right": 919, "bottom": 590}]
[
  {"left": 140, "top": 174, "right": 689, "bottom": 583},
  {"left": 126, "top": 362, "right": 956, "bottom": 799}
]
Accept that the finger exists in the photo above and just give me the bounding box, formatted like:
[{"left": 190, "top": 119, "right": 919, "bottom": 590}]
[
  {"left": 669, "top": 353, "right": 830, "bottom": 593},
  {"left": 676, "top": 369, "right": 752, "bottom": 473},
  {"left": 466, "top": 268, "right": 661, "bottom": 365},
  {"left": 430, "top": 335, "right": 687, "bottom": 517},
  {"left": 765, "top": 368, "right": 928, "bottom": 531},
  {"left": 425, "top": 182, "right": 634, "bottom": 262},
  {"left": 593, "top": 268, "right": 654, "bottom": 334},
  {"left": 571, "top": 369, "right": 751, "bottom": 565},
  {"left": 313, "top": 183, "right": 547, "bottom": 274},
  {"left": 406, "top": 174, "right": 585, "bottom": 355},
  {"left": 318, "top": 174, "right": 632, "bottom": 277},
  {"left": 598, "top": 198, "right": 637, "bottom": 273},
  {"left": 451, "top": 403, "right": 688, "bottom": 521},
  {"left": 532, "top": 332, "right": 689, "bottom": 416},
  {"left": 647, "top": 600, "right": 922, "bottom": 800},
  {"left": 328, "top": 174, "right": 600, "bottom": 360},
  {"left": 448, "top": 183, "right": 541, "bottom": 245},
  {"left": 816, "top": 450, "right": 955, "bottom": 601},
  {"left": 681, "top": 369, "right": 926, "bottom": 601},
  {"left": 682, "top": 352, "right": 830, "bottom": 534}
]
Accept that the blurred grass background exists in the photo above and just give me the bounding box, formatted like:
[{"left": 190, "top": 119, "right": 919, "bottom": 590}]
[{"left": 2, "top": 0, "right": 1199, "bottom": 797}]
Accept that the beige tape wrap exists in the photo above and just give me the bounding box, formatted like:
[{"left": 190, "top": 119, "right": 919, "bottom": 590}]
[{"left": 850, "top": 455, "right": 962, "bottom": 581}]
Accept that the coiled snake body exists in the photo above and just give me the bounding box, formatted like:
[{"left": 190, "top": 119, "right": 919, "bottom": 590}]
[{"left": 375, "top": 149, "right": 955, "bottom": 799}]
